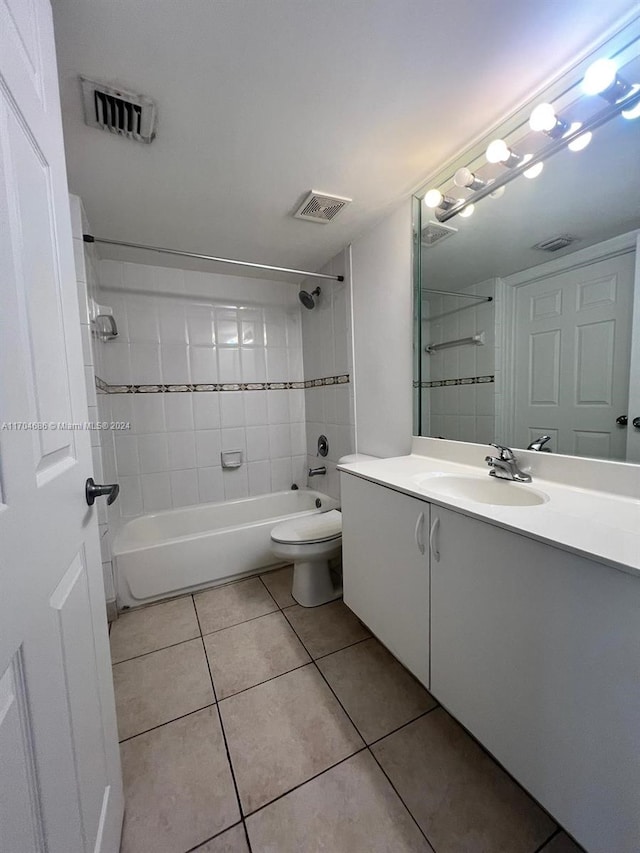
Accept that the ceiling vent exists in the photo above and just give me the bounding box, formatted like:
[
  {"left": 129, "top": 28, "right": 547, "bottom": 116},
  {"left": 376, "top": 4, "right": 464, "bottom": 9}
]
[
  {"left": 421, "top": 220, "right": 458, "bottom": 247},
  {"left": 532, "top": 234, "right": 579, "bottom": 252},
  {"left": 80, "top": 77, "right": 157, "bottom": 143},
  {"left": 294, "top": 190, "right": 352, "bottom": 224}
]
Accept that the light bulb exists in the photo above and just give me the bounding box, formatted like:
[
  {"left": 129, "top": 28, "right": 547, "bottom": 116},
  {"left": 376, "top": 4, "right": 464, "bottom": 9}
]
[
  {"left": 459, "top": 203, "right": 474, "bottom": 218},
  {"left": 454, "top": 167, "right": 485, "bottom": 191},
  {"left": 529, "top": 103, "right": 557, "bottom": 133},
  {"left": 522, "top": 154, "right": 543, "bottom": 179},
  {"left": 486, "top": 139, "right": 509, "bottom": 163},
  {"left": 568, "top": 131, "right": 592, "bottom": 152},
  {"left": 424, "top": 189, "right": 443, "bottom": 209},
  {"left": 582, "top": 58, "right": 617, "bottom": 95}
]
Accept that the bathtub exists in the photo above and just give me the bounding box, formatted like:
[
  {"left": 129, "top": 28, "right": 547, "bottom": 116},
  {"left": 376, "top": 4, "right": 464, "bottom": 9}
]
[{"left": 112, "top": 489, "right": 339, "bottom": 608}]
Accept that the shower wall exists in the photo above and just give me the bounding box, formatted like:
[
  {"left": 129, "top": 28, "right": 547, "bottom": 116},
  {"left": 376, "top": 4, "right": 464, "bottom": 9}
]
[
  {"left": 96, "top": 260, "right": 307, "bottom": 518},
  {"left": 300, "top": 248, "right": 355, "bottom": 500},
  {"left": 70, "top": 195, "right": 118, "bottom": 615}
]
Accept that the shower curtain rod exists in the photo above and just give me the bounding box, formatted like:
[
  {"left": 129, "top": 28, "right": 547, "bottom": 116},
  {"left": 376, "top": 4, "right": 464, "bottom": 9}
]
[
  {"left": 82, "top": 235, "right": 344, "bottom": 282},
  {"left": 422, "top": 288, "right": 492, "bottom": 303}
]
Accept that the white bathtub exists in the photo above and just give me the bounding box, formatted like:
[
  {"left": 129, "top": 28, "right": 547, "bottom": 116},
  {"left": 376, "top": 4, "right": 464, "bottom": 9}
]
[{"left": 112, "top": 489, "right": 339, "bottom": 608}]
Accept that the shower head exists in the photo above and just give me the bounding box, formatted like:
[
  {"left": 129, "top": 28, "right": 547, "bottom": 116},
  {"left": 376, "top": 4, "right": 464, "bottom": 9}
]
[{"left": 299, "top": 286, "right": 321, "bottom": 309}]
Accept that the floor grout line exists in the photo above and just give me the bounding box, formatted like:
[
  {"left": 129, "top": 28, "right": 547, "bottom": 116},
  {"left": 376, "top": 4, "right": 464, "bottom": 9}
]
[
  {"left": 241, "top": 746, "right": 369, "bottom": 821},
  {"left": 278, "top": 607, "right": 438, "bottom": 850},
  {"left": 532, "top": 827, "right": 562, "bottom": 853},
  {"left": 182, "top": 820, "right": 244, "bottom": 853},
  {"left": 118, "top": 701, "right": 217, "bottom": 744},
  {"left": 193, "top": 597, "right": 254, "bottom": 853},
  {"left": 111, "top": 633, "right": 202, "bottom": 665}
]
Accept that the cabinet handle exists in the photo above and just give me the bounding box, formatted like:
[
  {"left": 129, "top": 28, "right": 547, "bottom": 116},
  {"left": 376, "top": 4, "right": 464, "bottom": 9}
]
[
  {"left": 430, "top": 516, "right": 440, "bottom": 562},
  {"left": 414, "top": 512, "right": 425, "bottom": 555}
]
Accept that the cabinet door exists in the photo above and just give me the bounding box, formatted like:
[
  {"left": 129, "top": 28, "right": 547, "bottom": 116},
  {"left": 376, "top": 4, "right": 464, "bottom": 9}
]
[
  {"left": 341, "top": 474, "right": 430, "bottom": 687},
  {"left": 431, "top": 506, "right": 640, "bottom": 853}
]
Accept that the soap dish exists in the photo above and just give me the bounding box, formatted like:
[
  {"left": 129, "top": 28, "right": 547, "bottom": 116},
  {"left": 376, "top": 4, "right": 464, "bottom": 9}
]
[{"left": 221, "top": 449, "right": 243, "bottom": 469}]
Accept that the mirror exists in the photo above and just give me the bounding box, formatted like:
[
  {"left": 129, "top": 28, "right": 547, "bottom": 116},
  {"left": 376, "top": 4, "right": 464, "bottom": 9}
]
[{"left": 414, "top": 57, "right": 640, "bottom": 463}]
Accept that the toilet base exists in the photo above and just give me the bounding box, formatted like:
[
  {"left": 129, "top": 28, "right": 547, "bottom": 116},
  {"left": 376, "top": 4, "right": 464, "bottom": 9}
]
[{"left": 292, "top": 558, "right": 342, "bottom": 607}]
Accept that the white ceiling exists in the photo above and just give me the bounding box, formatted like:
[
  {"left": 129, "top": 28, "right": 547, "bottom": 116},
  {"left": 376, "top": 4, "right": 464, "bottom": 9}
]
[{"left": 52, "top": 0, "right": 638, "bottom": 281}]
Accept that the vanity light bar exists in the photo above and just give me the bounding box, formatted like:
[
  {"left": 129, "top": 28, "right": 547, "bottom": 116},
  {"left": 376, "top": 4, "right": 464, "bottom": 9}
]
[
  {"left": 424, "top": 55, "right": 640, "bottom": 224},
  {"left": 432, "top": 85, "right": 640, "bottom": 224}
]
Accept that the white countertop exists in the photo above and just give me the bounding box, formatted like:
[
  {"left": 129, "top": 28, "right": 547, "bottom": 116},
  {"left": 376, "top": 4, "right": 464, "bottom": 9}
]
[{"left": 338, "top": 453, "right": 640, "bottom": 577}]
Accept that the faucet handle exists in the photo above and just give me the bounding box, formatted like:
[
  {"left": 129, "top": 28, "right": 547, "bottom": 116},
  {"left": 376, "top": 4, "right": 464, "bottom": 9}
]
[{"left": 489, "top": 443, "right": 515, "bottom": 461}]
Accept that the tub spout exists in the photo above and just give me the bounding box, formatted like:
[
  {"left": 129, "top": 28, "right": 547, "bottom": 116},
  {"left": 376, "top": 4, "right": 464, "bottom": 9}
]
[{"left": 308, "top": 466, "right": 326, "bottom": 477}]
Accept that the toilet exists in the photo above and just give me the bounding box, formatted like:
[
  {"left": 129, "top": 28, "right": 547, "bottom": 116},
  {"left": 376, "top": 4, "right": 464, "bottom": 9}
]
[{"left": 270, "top": 453, "right": 378, "bottom": 607}]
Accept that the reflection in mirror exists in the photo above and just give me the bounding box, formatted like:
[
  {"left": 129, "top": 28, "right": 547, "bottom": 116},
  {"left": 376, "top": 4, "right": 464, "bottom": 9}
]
[{"left": 415, "top": 51, "right": 640, "bottom": 463}]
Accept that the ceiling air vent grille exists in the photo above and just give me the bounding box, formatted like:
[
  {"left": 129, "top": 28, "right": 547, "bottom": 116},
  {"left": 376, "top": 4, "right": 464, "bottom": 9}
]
[
  {"left": 80, "top": 77, "right": 157, "bottom": 143},
  {"left": 294, "top": 191, "right": 352, "bottom": 224},
  {"left": 532, "top": 234, "right": 579, "bottom": 252},
  {"left": 421, "top": 220, "right": 458, "bottom": 247}
]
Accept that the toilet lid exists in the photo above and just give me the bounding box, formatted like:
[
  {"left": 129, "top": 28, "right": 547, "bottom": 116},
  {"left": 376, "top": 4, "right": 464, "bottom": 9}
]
[{"left": 271, "top": 510, "right": 342, "bottom": 545}]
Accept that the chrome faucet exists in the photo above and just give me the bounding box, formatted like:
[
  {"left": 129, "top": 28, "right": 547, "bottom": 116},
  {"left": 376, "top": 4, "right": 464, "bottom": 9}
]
[
  {"left": 485, "top": 443, "right": 532, "bottom": 482},
  {"left": 308, "top": 466, "right": 326, "bottom": 477},
  {"left": 527, "top": 434, "right": 552, "bottom": 452}
]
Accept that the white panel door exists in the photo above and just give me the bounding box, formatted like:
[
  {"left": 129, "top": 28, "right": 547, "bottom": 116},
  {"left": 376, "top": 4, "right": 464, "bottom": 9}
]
[
  {"left": 626, "top": 235, "right": 640, "bottom": 462},
  {"left": 0, "top": 2, "right": 123, "bottom": 852},
  {"left": 341, "top": 473, "right": 430, "bottom": 687},
  {"left": 513, "top": 252, "right": 635, "bottom": 459}
]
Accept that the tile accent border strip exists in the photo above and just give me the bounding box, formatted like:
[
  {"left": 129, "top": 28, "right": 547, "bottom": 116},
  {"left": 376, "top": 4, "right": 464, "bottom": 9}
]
[
  {"left": 95, "top": 374, "right": 350, "bottom": 394},
  {"left": 413, "top": 374, "right": 495, "bottom": 389}
]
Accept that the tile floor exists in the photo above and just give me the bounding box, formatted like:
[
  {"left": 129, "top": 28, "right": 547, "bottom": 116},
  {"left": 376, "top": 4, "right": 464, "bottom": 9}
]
[{"left": 110, "top": 566, "right": 585, "bottom": 853}]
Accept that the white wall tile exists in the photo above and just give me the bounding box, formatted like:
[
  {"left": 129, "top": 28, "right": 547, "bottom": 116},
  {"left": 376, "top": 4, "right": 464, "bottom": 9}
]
[
  {"left": 190, "top": 346, "right": 218, "bottom": 383},
  {"left": 114, "top": 434, "right": 140, "bottom": 475},
  {"left": 195, "top": 430, "right": 222, "bottom": 468},
  {"left": 244, "top": 391, "right": 268, "bottom": 426},
  {"left": 246, "top": 426, "right": 270, "bottom": 461},
  {"left": 240, "top": 347, "right": 266, "bottom": 382},
  {"left": 132, "top": 394, "right": 166, "bottom": 434},
  {"left": 170, "top": 469, "right": 199, "bottom": 507},
  {"left": 221, "top": 427, "right": 246, "bottom": 453},
  {"left": 267, "top": 390, "right": 289, "bottom": 425},
  {"left": 161, "top": 345, "right": 190, "bottom": 384},
  {"left": 266, "top": 347, "right": 288, "bottom": 381},
  {"left": 168, "top": 431, "right": 196, "bottom": 470},
  {"left": 164, "top": 393, "right": 194, "bottom": 431},
  {"left": 193, "top": 392, "right": 221, "bottom": 429},
  {"left": 141, "top": 472, "right": 172, "bottom": 512},
  {"left": 248, "top": 461, "right": 271, "bottom": 496},
  {"left": 217, "top": 348, "right": 241, "bottom": 383},
  {"left": 138, "top": 433, "right": 170, "bottom": 473},
  {"left": 290, "top": 421, "right": 306, "bottom": 456},
  {"left": 270, "top": 457, "right": 292, "bottom": 491},
  {"left": 220, "top": 392, "right": 245, "bottom": 428},
  {"left": 198, "top": 466, "right": 225, "bottom": 503},
  {"left": 268, "top": 424, "right": 291, "bottom": 458},
  {"left": 159, "top": 302, "right": 187, "bottom": 343},
  {"left": 129, "top": 343, "right": 162, "bottom": 383},
  {"left": 119, "top": 475, "right": 143, "bottom": 517},
  {"left": 125, "top": 295, "right": 160, "bottom": 342},
  {"left": 223, "top": 467, "right": 249, "bottom": 500},
  {"left": 186, "top": 305, "right": 215, "bottom": 345}
]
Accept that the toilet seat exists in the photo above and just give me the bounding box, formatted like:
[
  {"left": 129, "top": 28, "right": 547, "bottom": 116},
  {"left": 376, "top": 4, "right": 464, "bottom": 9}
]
[{"left": 271, "top": 509, "right": 342, "bottom": 545}]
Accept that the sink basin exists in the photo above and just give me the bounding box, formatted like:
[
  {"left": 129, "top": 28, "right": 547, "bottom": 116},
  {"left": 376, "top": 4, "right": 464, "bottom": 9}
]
[{"left": 413, "top": 474, "right": 549, "bottom": 507}]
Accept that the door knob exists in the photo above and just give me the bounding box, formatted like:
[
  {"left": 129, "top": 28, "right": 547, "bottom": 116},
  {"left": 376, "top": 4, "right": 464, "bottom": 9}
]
[
  {"left": 633, "top": 417, "right": 640, "bottom": 430},
  {"left": 85, "top": 477, "right": 119, "bottom": 506},
  {"left": 616, "top": 415, "right": 628, "bottom": 426}
]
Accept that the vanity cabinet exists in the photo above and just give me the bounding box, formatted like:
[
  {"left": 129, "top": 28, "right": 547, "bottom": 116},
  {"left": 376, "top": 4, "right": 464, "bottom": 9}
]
[
  {"left": 430, "top": 506, "right": 640, "bottom": 853},
  {"left": 341, "top": 473, "right": 430, "bottom": 687}
]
